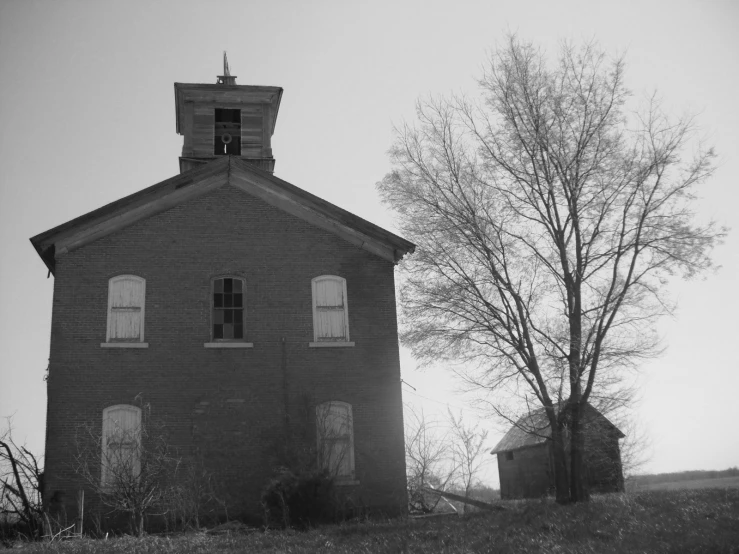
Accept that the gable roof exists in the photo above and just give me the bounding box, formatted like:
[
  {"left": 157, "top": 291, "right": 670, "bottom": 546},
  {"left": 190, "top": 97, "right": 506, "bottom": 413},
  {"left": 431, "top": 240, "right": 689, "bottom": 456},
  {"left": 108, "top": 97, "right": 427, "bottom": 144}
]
[
  {"left": 30, "top": 157, "right": 415, "bottom": 275},
  {"left": 490, "top": 404, "right": 625, "bottom": 455}
]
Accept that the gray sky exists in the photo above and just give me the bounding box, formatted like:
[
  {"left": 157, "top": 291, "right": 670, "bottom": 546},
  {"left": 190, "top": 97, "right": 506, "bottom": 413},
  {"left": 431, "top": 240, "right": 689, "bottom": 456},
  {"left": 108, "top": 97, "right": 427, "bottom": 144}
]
[{"left": 1, "top": 0, "right": 737, "bottom": 487}]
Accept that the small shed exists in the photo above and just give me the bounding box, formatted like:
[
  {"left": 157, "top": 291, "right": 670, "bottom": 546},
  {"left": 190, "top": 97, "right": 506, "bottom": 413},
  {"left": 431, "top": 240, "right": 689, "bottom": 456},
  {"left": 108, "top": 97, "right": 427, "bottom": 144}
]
[{"left": 491, "top": 404, "right": 625, "bottom": 499}]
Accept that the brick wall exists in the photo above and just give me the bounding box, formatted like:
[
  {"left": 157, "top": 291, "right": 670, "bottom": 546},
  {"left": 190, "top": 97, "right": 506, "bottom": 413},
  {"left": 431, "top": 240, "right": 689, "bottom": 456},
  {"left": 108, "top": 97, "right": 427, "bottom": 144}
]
[{"left": 44, "top": 184, "right": 408, "bottom": 523}]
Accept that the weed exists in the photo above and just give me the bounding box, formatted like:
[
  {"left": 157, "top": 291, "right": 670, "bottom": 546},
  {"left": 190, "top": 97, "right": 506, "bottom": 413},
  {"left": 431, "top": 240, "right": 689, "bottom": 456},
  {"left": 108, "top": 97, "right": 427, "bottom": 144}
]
[{"left": 8, "top": 488, "right": 739, "bottom": 553}]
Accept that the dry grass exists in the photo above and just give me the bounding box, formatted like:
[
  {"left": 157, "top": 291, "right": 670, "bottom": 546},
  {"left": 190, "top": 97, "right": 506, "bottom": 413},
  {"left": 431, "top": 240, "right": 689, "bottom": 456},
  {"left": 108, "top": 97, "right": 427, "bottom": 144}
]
[{"left": 8, "top": 488, "right": 739, "bottom": 553}]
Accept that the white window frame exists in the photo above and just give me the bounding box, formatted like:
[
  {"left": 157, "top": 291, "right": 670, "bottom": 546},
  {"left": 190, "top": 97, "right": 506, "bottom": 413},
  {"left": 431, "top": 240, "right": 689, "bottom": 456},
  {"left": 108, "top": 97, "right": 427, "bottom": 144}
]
[
  {"left": 309, "top": 275, "right": 354, "bottom": 347},
  {"left": 101, "top": 404, "right": 142, "bottom": 488},
  {"left": 316, "top": 401, "right": 358, "bottom": 484},
  {"left": 102, "top": 275, "right": 148, "bottom": 348}
]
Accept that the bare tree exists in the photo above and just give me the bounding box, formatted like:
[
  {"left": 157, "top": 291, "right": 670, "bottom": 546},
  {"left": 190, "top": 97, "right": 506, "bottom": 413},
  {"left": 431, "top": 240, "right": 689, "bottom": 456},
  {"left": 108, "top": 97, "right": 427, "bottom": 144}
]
[
  {"left": 447, "top": 410, "right": 489, "bottom": 512},
  {"left": 404, "top": 406, "right": 457, "bottom": 513},
  {"left": 614, "top": 416, "right": 651, "bottom": 482},
  {"left": 165, "top": 458, "right": 226, "bottom": 531},
  {"left": 262, "top": 399, "right": 352, "bottom": 529},
  {"left": 0, "top": 418, "right": 43, "bottom": 539},
  {"left": 73, "top": 401, "right": 180, "bottom": 536},
  {"left": 378, "top": 36, "right": 725, "bottom": 503}
]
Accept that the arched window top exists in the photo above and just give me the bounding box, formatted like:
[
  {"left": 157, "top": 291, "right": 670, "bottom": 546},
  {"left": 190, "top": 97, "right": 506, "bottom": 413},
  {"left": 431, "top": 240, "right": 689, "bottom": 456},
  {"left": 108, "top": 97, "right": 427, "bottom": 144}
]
[
  {"left": 316, "top": 400, "right": 352, "bottom": 413},
  {"left": 210, "top": 273, "right": 245, "bottom": 283},
  {"left": 103, "top": 404, "right": 141, "bottom": 418},
  {"left": 108, "top": 275, "right": 146, "bottom": 307},
  {"left": 109, "top": 274, "right": 145, "bottom": 284},
  {"left": 312, "top": 274, "right": 345, "bottom": 284},
  {"left": 102, "top": 405, "right": 142, "bottom": 437}
]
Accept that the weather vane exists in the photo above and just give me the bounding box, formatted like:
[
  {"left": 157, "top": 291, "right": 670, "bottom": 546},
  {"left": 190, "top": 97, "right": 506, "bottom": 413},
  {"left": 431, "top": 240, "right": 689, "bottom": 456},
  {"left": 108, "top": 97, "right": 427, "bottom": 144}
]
[{"left": 217, "top": 51, "right": 237, "bottom": 85}]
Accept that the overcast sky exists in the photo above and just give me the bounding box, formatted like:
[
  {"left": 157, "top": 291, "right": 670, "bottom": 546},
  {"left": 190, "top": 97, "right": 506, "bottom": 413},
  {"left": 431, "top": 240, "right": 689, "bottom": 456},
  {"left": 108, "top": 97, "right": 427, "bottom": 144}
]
[{"left": 1, "top": 0, "right": 737, "bottom": 487}]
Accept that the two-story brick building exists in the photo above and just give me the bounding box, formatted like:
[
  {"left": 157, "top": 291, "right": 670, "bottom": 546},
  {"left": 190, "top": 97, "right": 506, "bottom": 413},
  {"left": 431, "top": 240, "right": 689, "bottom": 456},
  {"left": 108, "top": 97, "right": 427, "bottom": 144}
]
[{"left": 30, "top": 64, "right": 414, "bottom": 525}]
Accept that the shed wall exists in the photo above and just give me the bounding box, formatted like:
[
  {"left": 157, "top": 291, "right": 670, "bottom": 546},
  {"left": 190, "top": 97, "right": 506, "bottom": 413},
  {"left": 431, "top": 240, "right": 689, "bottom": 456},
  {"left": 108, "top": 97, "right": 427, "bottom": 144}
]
[
  {"left": 497, "top": 443, "right": 551, "bottom": 499},
  {"left": 496, "top": 429, "right": 624, "bottom": 499}
]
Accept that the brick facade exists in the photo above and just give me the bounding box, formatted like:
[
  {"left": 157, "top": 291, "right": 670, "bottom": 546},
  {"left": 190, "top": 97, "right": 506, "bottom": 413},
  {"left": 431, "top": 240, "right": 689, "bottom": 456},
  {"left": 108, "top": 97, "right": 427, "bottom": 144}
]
[{"left": 43, "top": 184, "right": 408, "bottom": 523}]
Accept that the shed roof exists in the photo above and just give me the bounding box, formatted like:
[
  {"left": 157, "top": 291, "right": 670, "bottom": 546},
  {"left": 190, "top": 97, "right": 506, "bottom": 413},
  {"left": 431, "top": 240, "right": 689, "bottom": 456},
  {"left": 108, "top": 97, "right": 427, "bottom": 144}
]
[{"left": 490, "top": 404, "right": 624, "bottom": 455}]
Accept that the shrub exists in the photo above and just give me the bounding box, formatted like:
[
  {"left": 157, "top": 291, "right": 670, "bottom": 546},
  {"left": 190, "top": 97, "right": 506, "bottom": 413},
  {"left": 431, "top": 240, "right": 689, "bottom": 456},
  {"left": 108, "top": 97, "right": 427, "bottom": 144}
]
[{"left": 261, "top": 469, "right": 339, "bottom": 529}]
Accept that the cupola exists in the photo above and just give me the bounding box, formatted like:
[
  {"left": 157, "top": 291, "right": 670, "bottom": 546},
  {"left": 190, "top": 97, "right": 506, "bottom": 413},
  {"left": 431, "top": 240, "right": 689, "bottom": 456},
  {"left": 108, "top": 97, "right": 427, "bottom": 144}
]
[{"left": 174, "top": 54, "right": 283, "bottom": 174}]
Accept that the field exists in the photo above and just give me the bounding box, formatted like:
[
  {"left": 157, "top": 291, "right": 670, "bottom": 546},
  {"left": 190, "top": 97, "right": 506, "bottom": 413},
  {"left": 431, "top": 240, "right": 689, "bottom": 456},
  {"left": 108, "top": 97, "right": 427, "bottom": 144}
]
[
  {"left": 7, "top": 488, "right": 739, "bottom": 554},
  {"left": 631, "top": 475, "right": 739, "bottom": 492}
]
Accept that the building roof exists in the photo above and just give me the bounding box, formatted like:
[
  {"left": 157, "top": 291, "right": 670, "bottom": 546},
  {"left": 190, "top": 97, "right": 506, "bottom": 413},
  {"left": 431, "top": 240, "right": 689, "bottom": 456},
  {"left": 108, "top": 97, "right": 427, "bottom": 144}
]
[
  {"left": 30, "top": 156, "right": 416, "bottom": 275},
  {"left": 490, "top": 404, "right": 625, "bottom": 455}
]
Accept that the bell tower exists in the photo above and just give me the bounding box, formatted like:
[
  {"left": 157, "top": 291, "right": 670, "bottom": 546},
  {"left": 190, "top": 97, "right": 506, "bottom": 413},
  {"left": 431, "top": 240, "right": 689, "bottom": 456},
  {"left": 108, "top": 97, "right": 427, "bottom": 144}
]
[{"left": 174, "top": 54, "right": 283, "bottom": 174}]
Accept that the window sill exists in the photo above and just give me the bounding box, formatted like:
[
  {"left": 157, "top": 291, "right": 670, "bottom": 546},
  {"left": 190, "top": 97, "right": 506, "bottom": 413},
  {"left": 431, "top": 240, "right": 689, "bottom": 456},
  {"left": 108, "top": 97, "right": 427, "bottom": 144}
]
[
  {"left": 101, "top": 342, "right": 149, "bottom": 348},
  {"left": 335, "top": 479, "right": 360, "bottom": 486},
  {"left": 309, "top": 342, "right": 355, "bottom": 348},
  {"left": 204, "top": 342, "right": 254, "bottom": 348}
]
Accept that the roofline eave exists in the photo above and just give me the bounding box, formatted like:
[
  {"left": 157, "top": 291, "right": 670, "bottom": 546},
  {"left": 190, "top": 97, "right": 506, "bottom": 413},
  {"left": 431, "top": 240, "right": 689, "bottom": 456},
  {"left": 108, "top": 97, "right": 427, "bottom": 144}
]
[
  {"left": 230, "top": 157, "right": 416, "bottom": 258},
  {"left": 490, "top": 440, "right": 549, "bottom": 456},
  {"left": 29, "top": 157, "right": 416, "bottom": 271}
]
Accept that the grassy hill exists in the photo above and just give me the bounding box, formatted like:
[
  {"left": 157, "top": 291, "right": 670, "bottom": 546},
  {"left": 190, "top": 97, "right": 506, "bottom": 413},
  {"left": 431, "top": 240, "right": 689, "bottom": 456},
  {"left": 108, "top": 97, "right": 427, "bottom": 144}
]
[{"left": 10, "top": 488, "right": 739, "bottom": 553}]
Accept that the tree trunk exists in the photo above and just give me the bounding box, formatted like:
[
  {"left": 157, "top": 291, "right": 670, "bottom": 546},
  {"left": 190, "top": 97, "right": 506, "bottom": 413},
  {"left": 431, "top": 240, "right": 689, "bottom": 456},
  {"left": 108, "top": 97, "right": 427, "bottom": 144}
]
[
  {"left": 569, "top": 402, "right": 590, "bottom": 502},
  {"left": 567, "top": 279, "right": 590, "bottom": 503},
  {"left": 550, "top": 426, "right": 570, "bottom": 504},
  {"left": 132, "top": 510, "right": 144, "bottom": 537}
]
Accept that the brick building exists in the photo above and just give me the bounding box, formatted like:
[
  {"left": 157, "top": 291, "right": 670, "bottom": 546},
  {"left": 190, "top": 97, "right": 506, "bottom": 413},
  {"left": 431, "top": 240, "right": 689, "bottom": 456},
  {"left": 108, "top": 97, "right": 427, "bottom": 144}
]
[
  {"left": 30, "top": 63, "right": 414, "bottom": 524},
  {"left": 491, "top": 404, "right": 624, "bottom": 499}
]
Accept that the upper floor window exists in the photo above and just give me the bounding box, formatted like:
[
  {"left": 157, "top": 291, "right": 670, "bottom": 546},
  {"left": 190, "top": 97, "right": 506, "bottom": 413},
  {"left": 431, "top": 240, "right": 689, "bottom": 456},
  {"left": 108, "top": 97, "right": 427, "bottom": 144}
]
[
  {"left": 106, "top": 275, "right": 146, "bottom": 343},
  {"left": 212, "top": 277, "right": 245, "bottom": 340},
  {"left": 214, "top": 108, "right": 241, "bottom": 156},
  {"left": 311, "top": 276, "right": 349, "bottom": 343},
  {"left": 101, "top": 404, "right": 141, "bottom": 487},
  {"left": 316, "top": 401, "right": 355, "bottom": 481}
]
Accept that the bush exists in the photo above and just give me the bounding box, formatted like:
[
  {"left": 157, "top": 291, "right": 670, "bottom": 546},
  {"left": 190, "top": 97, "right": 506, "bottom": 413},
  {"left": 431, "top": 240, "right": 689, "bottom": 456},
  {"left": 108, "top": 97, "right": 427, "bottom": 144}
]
[{"left": 261, "top": 469, "right": 339, "bottom": 529}]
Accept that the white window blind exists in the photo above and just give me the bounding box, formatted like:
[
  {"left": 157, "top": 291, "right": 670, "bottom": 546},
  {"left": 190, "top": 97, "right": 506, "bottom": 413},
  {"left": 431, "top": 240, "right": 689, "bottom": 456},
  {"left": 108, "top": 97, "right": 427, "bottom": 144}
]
[
  {"left": 101, "top": 405, "right": 141, "bottom": 487},
  {"left": 107, "top": 276, "right": 145, "bottom": 342},
  {"left": 312, "top": 276, "right": 349, "bottom": 342},
  {"left": 316, "top": 401, "right": 354, "bottom": 479}
]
